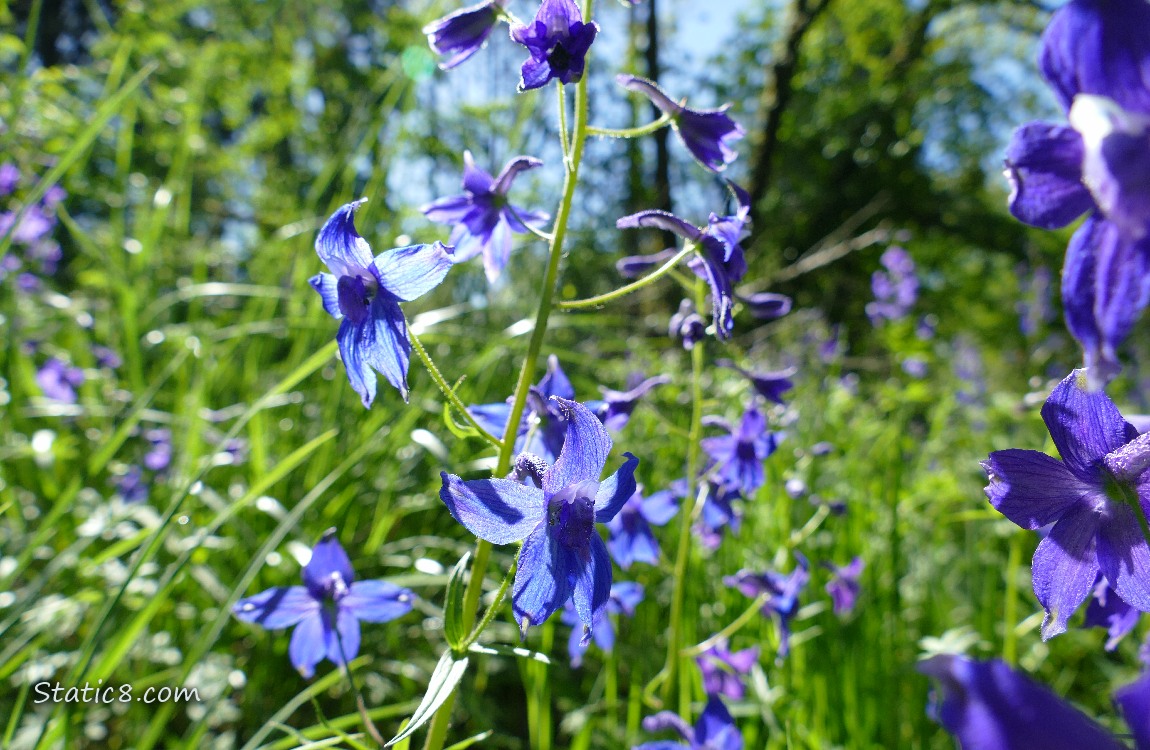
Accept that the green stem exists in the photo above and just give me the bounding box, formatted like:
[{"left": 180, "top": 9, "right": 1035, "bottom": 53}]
[
  {"left": 587, "top": 113, "right": 673, "bottom": 139},
  {"left": 422, "top": 19, "right": 595, "bottom": 746},
  {"left": 683, "top": 593, "right": 771, "bottom": 657},
  {"left": 1002, "top": 532, "right": 1022, "bottom": 665},
  {"left": 409, "top": 329, "right": 503, "bottom": 450},
  {"left": 557, "top": 244, "right": 693, "bottom": 310},
  {"left": 463, "top": 556, "right": 517, "bottom": 650},
  {"left": 557, "top": 83, "right": 571, "bottom": 166}
]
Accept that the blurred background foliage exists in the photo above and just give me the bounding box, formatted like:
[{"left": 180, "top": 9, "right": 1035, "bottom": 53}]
[{"left": 1, "top": 0, "right": 1142, "bottom": 748}]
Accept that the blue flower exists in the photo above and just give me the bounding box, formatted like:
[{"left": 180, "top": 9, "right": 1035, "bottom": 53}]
[
  {"left": 695, "top": 480, "right": 743, "bottom": 550},
  {"left": 697, "top": 638, "right": 759, "bottom": 701},
  {"left": 586, "top": 373, "right": 669, "bottom": 431},
  {"left": 982, "top": 368, "right": 1150, "bottom": 638},
  {"left": 606, "top": 485, "right": 679, "bottom": 569},
  {"left": 618, "top": 182, "right": 751, "bottom": 339},
  {"left": 233, "top": 530, "right": 414, "bottom": 678},
  {"left": 308, "top": 199, "right": 453, "bottom": 407},
  {"left": 616, "top": 75, "right": 746, "bottom": 173},
  {"left": 421, "top": 151, "right": 548, "bottom": 283},
  {"left": 36, "top": 357, "right": 83, "bottom": 403},
  {"left": 724, "top": 553, "right": 809, "bottom": 662},
  {"left": 717, "top": 360, "right": 794, "bottom": 406},
  {"left": 636, "top": 695, "right": 743, "bottom": 750},
  {"left": 865, "top": 246, "right": 917, "bottom": 324},
  {"left": 918, "top": 655, "right": 1147, "bottom": 750},
  {"left": 823, "top": 557, "right": 864, "bottom": 616},
  {"left": 440, "top": 398, "right": 638, "bottom": 640},
  {"left": 509, "top": 0, "right": 599, "bottom": 91},
  {"left": 560, "top": 580, "right": 643, "bottom": 667},
  {"left": 468, "top": 354, "right": 575, "bottom": 464},
  {"left": 1004, "top": 0, "right": 1150, "bottom": 386},
  {"left": 701, "top": 407, "right": 780, "bottom": 496},
  {"left": 424, "top": 0, "right": 507, "bottom": 70},
  {"left": 143, "top": 428, "right": 172, "bottom": 472},
  {"left": 1083, "top": 574, "right": 1139, "bottom": 651}
]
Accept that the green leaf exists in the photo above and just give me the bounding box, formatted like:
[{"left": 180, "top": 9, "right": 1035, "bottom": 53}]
[
  {"left": 386, "top": 650, "right": 470, "bottom": 747},
  {"left": 443, "top": 551, "right": 471, "bottom": 651},
  {"left": 467, "top": 643, "right": 551, "bottom": 664},
  {"left": 445, "top": 730, "right": 494, "bottom": 750}
]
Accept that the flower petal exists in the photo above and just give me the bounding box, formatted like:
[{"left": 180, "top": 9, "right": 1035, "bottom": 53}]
[
  {"left": 616, "top": 74, "right": 683, "bottom": 115},
  {"left": 594, "top": 452, "right": 639, "bottom": 522},
  {"left": 1004, "top": 122, "right": 1094, "bottom": 229},
  {"left": 677, "top": 106, "right": 745, "bottom": 173},
  {"left": 1032, "top": 504, "right": 1101, "bottom": 639},
  {"left": 303, "top": 530, "right": 355, "bottom": 598},
  {"left": 543, "top": 398, "right": 612, "bottom": 495},
  {"left": 467, "top": 400, "right": 513, "bottom": 439},
  {"left": 309, "top": 273, "right": 343, "bottom": 320},
  {"left": 695, "top": 695, "right": 744, "bottom": 750},
  {"left": 483, "top": 216, "right": 512, "bottom": 282},
  {"left": 439, "top": 473, "right": 546, "bottom": 544},
  {"left": 372, "top": 242, "right": 453, "bottom": 302},
  {"left": 461, "top": 150, "right": 495, "bottom": 195},
  {"left": 316, "top": 199, "right": 373, "bottom": 278},
  {"left": 571, "top": 534, "right": 612, "bottom": 643},
  {"left": 343, "top": 580, "right": 415, "bottom": 623},
  {"left": 423, "top": 0, "right": 501, "bottom": 70},
  {"left": 325, "top": 608, "right": 360, "bottom": 667},
  {"left": 362, "top": 295, "right": 412, "bottom": 402},
  {"left": 337, "top": 318, "right": 378, "bottom": 409},
  {"left": 538, "top": 354, "right": 576, "bottom": 400},
  {"left": 1097, "top": 502, "right": 1150, "bottom": 613},
  {"left": 981, "top": 449, "right": 1093, "bottom": 530},
  {"left": 1041, "top": 368, "right": 1132, "bottom": 480},
  {"left": 1114, "top": 672, "right": 1150, "bottom": 750},
  {"left": 512, "top": 523, "right": 572, "bottom": 634},
  {"left": 233, "top": 586, "right": 319, "bottom": 628},
  {"left": 492, "top": 155, "right": 543, "bottom": 195},
  {"left": 617, "top": 209, "right": 702, "bottom": 242},
  {"left": 422, "top": 193, "right": 474, "bottom": 225},
  {"left": 289, "top": 612, "right": 328, "bottom": 678}
]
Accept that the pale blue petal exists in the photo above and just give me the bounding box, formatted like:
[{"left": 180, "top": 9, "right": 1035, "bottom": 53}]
[
  {"left": 362, "top": 295, "right": 411, "bottom": 402},
  {"left": 316, "top": 200, "right": 373, "bottom": 278},
  {"left": 440, "top": 473, "right": 546, "bottom": 544},
  {"left": 337, "top": 318, "right": 377, "bottom": 409},
  {"left": 594, "top": 452, "right": 639, "bottom": 522},
  {"left": 289, "top": 612, "right": 328, "bottom": 678},
  {"left": 233, "top": 586, "right": 319, "bottom": 628},
  {"left": 372, "top": 242, "right": 453, "bottom": 302},
  {"left": 512, "top": 523, "right": 571, "bottom": 634},
  {"left": 344, "top": 580, "right": 415, "bottom": 623},
  {"left": 309, "top": 273, "right": 343, "bottom": 319},
  {"left": 543, "top": 398, "right": 612, "bottom": 495}
]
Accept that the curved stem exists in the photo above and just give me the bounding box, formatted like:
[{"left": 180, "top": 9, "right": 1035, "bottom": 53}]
[
  {"left": 506, "top": 203, "right": 555, "bottom": 243},
  {"left": 587, "top": 113, "right": 673, "bottom": 139},
  {"left": 683, "top": 593, "right": 770, "bottom": 657},
  {"left": 463, "top": 555, "right": 518, "bottom": 650},
  {"left": 409, "top": 329, "right": 503, "bottom": 450},
  {"left": 557, "top": 244, "right": 693, "bottom": 310},
  {"left": 557, "top": 83, "right": 571, "bottom": 166}
]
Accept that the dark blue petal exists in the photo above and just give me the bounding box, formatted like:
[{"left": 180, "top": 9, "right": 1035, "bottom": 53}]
[
  {"left": 1041, "top": 368, "right": 1134, "bottom": 481},
  {"left": 316, "top": 199, "right": 373, "bottom": 278},
  {"left": 492, "top": 155, "right": 544, "bottom": 195},
  {"left": 677, "top": 106, "right": 745, "bottom": 173},
  {"left": 303, "top": 530, "right": 355, "bottom": 600},
  {"left": 739, "top": 292, "right": 792, "bottom": 319},
  {"left": 918, "top": 655, "right": 1125, "bottom": 750},
  {"left": 467, "top": 401, "right": 513, "bottom": 439},
  {"left": 981, "top": 449, "right": 1093, "bottom": 530},
  {"left": 308, "top": 273, "right": 343, "bottom": 320},
  {"left": 372, "top": 242, "right": 453, "bottom": 302},
  {"left": 538, "top": 354, "right": 576, "bottom": 400},
  {"left": 337, "top": 318, "right": 378, "bottom": 409},
  {"left": 233, "top": 586, "right": 319, "bottom": 628},
  {"left": 695, "top": 695, "right": 743, "bottom": 750},
  {"left": 1071, "top": 94, "right": 1150, "bottom": 239},
  {"left": 518, "top": 55, "right": 554, "bottom": 91},
  {"left": 1004, "top": 122, "right": 1093, "bottom": 229},
  {"left": 1096, "top": 502, "right": 1150, "bottom": 613},
  {"left": 440, "top": 473, "right": 546, "bottom": 544},
  {"left": 543, "top": 398, "right": 612, "bottom": 495},
  {"left": 512, "top": 522, "right": 573, "bottom": 635},
  {"left": 361, "top": 295, "right": 412, "bottom": 402},
  {"left": 1114, "top": 672, "right": 1150, "bottom": 750},
  {"left": 325, "top": 608, "right": 360, "bottom": 667},
  {"left": 289, "top": 612, "right": 328, "bottom": 678},
  {"left": 423, "top": 0, "right": 502, "bottom": 70},
  {"left": 461, "top": 150, "right": 496, "bottom": 195},
  {"left": 594, "top": 452, "right": 639, "bottom": 522},
  {"left": 1032, "top": 503, "right": 1101, "bottom": 639},
  {"left": 617, "top": 209, "right": 702, "bottom": 242},
  {"left": 572, "top": 534, "right": 612, "bottom": 643},
  {"left": 343, "top": 580, "right": 415, "bottom": 623}
]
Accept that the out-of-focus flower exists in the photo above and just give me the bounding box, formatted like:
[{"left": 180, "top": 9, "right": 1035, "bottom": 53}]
[
  {"left": 36, "top": 358, "right": 84, "bottom": 403},
  {"left": 143, "top": 428, "right": 172, "bottom": 472},
  {"left": 561, "top": 581, "right": 643, "bottom": 667},
  {"left": 1083, "top": 574, "right": 1140, "bottom": 651},
  {"left": 636, "top": 695, "right": 743, "bottom": 750},
  {"left": 865, "top": 246, "right": 917, "bottom": 324},
  {"left": 717, "top": 360, "right": 794, "bottom": 405},
  {"left": 824, "top": 557, "right": 864, "bottom": 616},
  {"left": 587, "top": 373, "right": 669, "bottom": 431},
  {"left": 725, "top": 553, "right": 809, "bottom": 662},
  {"left": 509, "top": 0, "right": 599, "bottom": 91},
  {"left": 606, "top": 486, "right": 679, "bottom": 569},
  {"left": 701, "top": 407, "right": 780, "bottom": 496},
  {"left": 697, "top": 638, "right": 759, "bottom": 700},
  {"left": 424, "top": 0, "right": 508, "bottom": 70}
]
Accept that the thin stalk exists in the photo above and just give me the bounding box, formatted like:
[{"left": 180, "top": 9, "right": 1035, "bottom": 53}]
[
  {"left": 587, "top": 113, "right": 673, "bottom": 139},
  {"left": 683, "top": 593, "right": 771, "bottom": 657},
  {"left": 462, "top": 557, "right": 517, "bottom": 650},
  {"left": 409, "top": 329, "right": 503, "bottom": 450},
  {"left": 422, "top": 17, "right": 595, "bottom": 746},
  {"left": 557, "top": 83, "right": 571, "bottom": 166},
  {"left": 557, "top": 244, "right": 693, "bottom": 310},
  {"left": 334, "top": 624, "right": 385, "bottom": 748},
  {"left": 1002, "top": 532, "right": 1022, "bottom": 665}
]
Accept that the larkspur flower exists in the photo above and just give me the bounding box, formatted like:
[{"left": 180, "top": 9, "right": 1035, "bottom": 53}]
[
  {"left": 233, "top": 530, "right": 414, "bottom": 678},
  {"left": 114, "top": 465, "right": 148, "bottom": 504},
  {"left": 669, "top": 299, "right": 707, "bottom": 350},
  {"left": 560, "top": 581, "right": 643, "bottom": 667},
  {"left": 618, "top": 182, "right": 751, "bottom": 339},
  {"left": 697, "top": 638, "right": 759, "bottom": 700},
  {"left": 421, "top": 151, "right": 548, "bottom": 282},
  {"left": 725, "top": 553, "right": 809, "bottom": 661},
  {"left": 616, "top": 74, "right": 746, "bottom": 172},
  {"left": 701, "top": 407, "right": 780, "bottom": 496},
  {"left": 617, "top": 247, "right": 677, "bottom": 278},
  {"left": 606, "top": 485, "right": 679, "bottom": 569},
  {"left": 423, "top": 0, "right": 508, "bottom": 70},
  {"left": 143, "top": 428, "right": 172, "bottom": 472},
  {"left": 1004, "top": 0, "right": 1150, "bottom": 386},
  {"left": 918, "top": 655, "right": 1150, "bottom": 750},
  {"left": 0, "top": 163, "right": 19, "bottom": 195},
  {"left": 738, "top": 291, "right": 791, "bottom": 320},
  {"left": 865, "top": 246, "right": 917, "bottom": 324},
  {"left": 636, "top": 695, "right": 743, "bottom": 750},
  {"left": 586, "top": 373, "right": 669, "bottom": 431},
  {"left": 308, "top": 199, "right": 453, "bottom": 407},
  {"left": 824, "top": 557, "right": 864, "bottom": 616},
  {"left": 1084, "top": 574, "right": 1140, "bottom": 651},
  {"left": 441, "top": 398, "right": 638, "bottom": 639},
  {"left": 36, "top": 358, "right": 83, "bottom": 403},
  {"left": 717, "top": 360, "right": 794, "bottom": 406},
  {"left": 981, "top": 369, "right": 1150, "bottom": 639},
  {"left": 468, "top": 354, "right": 576, "bottom": 464},
  {"left": 696, "top": 480, "right": 742, "bottom": 550},
  {"left": 509, "top": 0, "right": 599, "bottom": 91}
]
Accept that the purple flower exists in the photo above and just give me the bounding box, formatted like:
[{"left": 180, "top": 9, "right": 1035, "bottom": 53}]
[
  {"left": 424, "top": 0, "right": 507, "bottom": 70},
  {"left": 824, "top": 557, "right": 864, "bottom": 616},
  {"left": 616, "top": 75, "right": 745, "bottom": 172},
  {"left": 440, "top": 398, "right": 639, "bottom": 640},
  {"left": 92, "top": 345, "right": 122, "bottom": 369},
  {"left": 606, "top": 486, "right": 679, "bottom": 569},
  {"left": 637, "top": 695, "right": 743, "bottom": 750},
  {"left": 724, "top": 553, "right": 809, "bottom": 662},
  {"left": 697, "top": 639, "right": 759, "bottom": 700},
  {"left": 233, "top": 530, "right": 414, "bottom": 678},
  {"left": 1115, "top": 672, "right": 1150, "bottom": 749},
  {"left": 696, "top": 480, "right": 742, "bottom": 550},
  {"left": 618, "top": 182, "right": 751, "bottom": 339},
  {"left": 669, "top": 299, "right": 707, "bottom": 350},
  {"left": 143, "top": 428, "right": 172, "bottom": 472},
  {"left": 36, "top": 358, "right": 84, "bottom": 403},
  {"left": 468, "top": 354, "right": 576, "bottom": 464},
  {"left": 0, "top": 163, "right": 19, "bottom": 196},
  {"left": 0, "top": 205, "right": 54, "bottom": 246},
  {"left": 1004, "top": 0, "right": 1150, "bottom": 386},
  {"left": 114, "top": 465, "right": 148, "bottom": 504},
  {"left": 509, "top": 0, "right": 599, "bottom": 91},
  {"left": 586, "top": 373, "right": 669, "bottom": 431},
  {"left": 717, "top": 360, "right": 794, "bottom": 406},
  {"left": 308, "top": 199, "right": 453, "bottom": 407},
  {"left": 701, "top": 407, "right": 780, "bottom": 496},
  {"left": 560, "top": 581, "right": 643, "bottom": 667},
  {"left": 738, "top": 292, "right": 791, "bottom": 320},
  {"left": 981, "top": 368, "right": 1150, "bottom": 639},
  {"left": 617, "top": 248, "right": 677, "bottom": 278},
  {"left": 918, "top": 655, "right": 1138, "bottom": 750},
  {"left": 421, "top": 152, "right": 548, "bottom": 282},
  {"left": 865, "top": 246, "right": 917, "bottom": 324},
  {"left": 1083, "top": 574, "right": 1140, "bottom": 651}
]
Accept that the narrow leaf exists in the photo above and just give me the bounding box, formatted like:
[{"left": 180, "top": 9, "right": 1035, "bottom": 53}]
[
  {"left": 444, "top": 551, "right": 471, "bottom": 650},
  {"left": 386, "top": 651, "right": 469, "bottom": 746}
]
